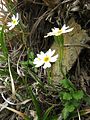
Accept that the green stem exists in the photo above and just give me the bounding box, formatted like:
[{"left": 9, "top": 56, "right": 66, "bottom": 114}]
[
  {"left": 47, "top": 68, "right": 52, "bottom": 84},
  {"left": 54, "top": 35, "right": 65, "bottom": 78}
]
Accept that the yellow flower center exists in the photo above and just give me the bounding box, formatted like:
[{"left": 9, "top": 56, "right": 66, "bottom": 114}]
[
  {"left": 12, "top": 19, "right": 17, "bottom": 24},
  {"left": 43, "top": 56, "right": 50, "bottom": 62},
  {"left": 55, "top": 29, "right": 63, "bottom": 36},
  {"left": 58, "top": 29, "right": 63, "bottom": 33}
]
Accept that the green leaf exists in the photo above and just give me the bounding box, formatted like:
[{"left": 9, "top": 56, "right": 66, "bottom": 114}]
[
  {"left": 28, "top": 51, "right": 34, "bottom": 59},
  {"left": 73, "top": 90, "right": 84, "bottom": 100},
  {"left": 21, "top": 61, "right": 28, "bottom": 66},
  {"left": 28, "top": 86, "right": 42, "bottom": 120},
  {"left": 62, "top": 104, "right": 75, "bottom": 120},
  {"left": 62, "top": 106, "right": 69, "bottom": 120},
  {"left": 67, "top": 104, "right": 75, "bottom": 112},
  {"left": 63, "top": 92, "right": 72, "bottom": 100},
  {"left": 0, "top": 27, "right": 8, "bottom": 58},
  {"left": 71, "top": 100, "right": 79, "bottom": 108},
  {"left": 60, "top": 79, "right": 76, "bottom": 90},
  {"left": 43, "top": 105, "right": 54, "bottom": 120}
]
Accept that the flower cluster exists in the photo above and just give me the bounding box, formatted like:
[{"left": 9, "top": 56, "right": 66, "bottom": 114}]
[
  {"left": 33, "top": 49, "right": 58, "bottom": 69},
  {"left": 0, "top": 2, "right": 74, "bottom": 70},
  {"left": 7, "top": 13, "right": 19, "bottom": 30},
  {"left": 44, "top": 24, "right": 73, "bottom": 37}
]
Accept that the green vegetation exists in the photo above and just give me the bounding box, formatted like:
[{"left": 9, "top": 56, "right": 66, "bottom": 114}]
[{"left": 0, "top": 1, "right": 90, "bottom": 120}]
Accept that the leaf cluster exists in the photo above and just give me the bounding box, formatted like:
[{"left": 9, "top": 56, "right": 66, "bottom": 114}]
[{"left": 59, "top": 79, "right": 84, "bottom": 120}]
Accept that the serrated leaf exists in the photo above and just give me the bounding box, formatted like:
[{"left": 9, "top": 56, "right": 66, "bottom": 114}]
[
  {"left": 67, "top": 104, "right": 75, "bottom": 112},
  {"left": 62, "top": 106, "right": 69, "bottom": 120},
  {"left": 59, "top": 91, "right": 65, "bottom": 100},
  {"left": 60, "top": 79, "right": 75, "bottom": 90},
  {"left": 62, "top": 104, "right": 75, "bottom": 119},
  {"left": 63, "top": 92, "right": 72, "bottom": 100},
  {"left": 71, "top": 100, "right": 79, "bottom": 108},
  {"left": 73, "top": 90, "right": 84, "bottom": 100}
]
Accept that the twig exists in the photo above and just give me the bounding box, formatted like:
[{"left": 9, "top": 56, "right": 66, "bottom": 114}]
[
  {"left": 64, "top": 44, "right": 90, "bottom": 49},
  {"left": 30, "top": 3, "right": 60, "bottom": 38}
]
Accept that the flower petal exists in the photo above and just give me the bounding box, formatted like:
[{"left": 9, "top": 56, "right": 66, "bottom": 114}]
[
  {"left": 33, "top": 58, "right": 40, "bottom": 64},
  {"left": 43, "top": 62, "right": 51, "bottom": 69},
  {"left": 34, "top": 61, "right": 44, "bottom": 67},
  {"left": 7, "top": 22, "right": 12, "bottom": 26},
  {"left": 46, "top": 49, "right": 55, "bottom": 57},
  {"left": 44, "top": 32, "right": 54, "bottom": 38},
  {"left": 63, "top": 28, "right": 74, "bottom": 33},
  {"left": 12, "top": 15, "right": 15, "bottom": 20},
  {"left": 37, "top": 51, "right": 45, "bottom": 59},
  {"left": 50, "top": 54, "right": 58, "bottom": 62},
  {"left": 9, "top": 24, "right": 15, "bottom": 30},
  {"left": 62, "top": 24, "right": 69, "bottom": 30},
  {"left": 16, "top": 13, "right": 19, "bottom": 20}
]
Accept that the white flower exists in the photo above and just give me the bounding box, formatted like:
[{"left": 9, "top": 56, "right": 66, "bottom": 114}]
[
  {"left": 44, "top": 24, "right": 74, "bottom": 38},
  {"left": 7, "top": 13, "right": 19, "bottom": 30},
  {"left": 33, "top": 49, "right": 58, "bottom": 69}
]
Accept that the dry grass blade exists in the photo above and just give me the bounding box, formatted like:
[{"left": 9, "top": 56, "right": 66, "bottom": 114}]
[
  {"left": 61, "top": 0, "right": 72, "bottom": 4},
  {"left": 1, "top": 92, "right": 31, "bottom": 105},
  {"left": 0, "top": 103, "right": 25, "bottom": 119},
  {"left": 0, "top": 101, "right": 8, "bottom": 112},
  {"left": 8, "top": 57, "right": 16, "bottom": 97},
  {"left": 81, "top": 108, "right": 90, "bottom": 115},
  {"left": 1, "top": 93, "right": 16, "bottom": 105},
  {"left": 0, "top": 85, "right": 5, "bottom": 89}
]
